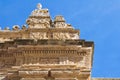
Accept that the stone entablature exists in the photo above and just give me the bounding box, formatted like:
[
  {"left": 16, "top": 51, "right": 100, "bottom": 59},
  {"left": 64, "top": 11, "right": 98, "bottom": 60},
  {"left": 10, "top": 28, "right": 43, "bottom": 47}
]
[
  {"left": 0, "top": 39, "right": 93, "bottom": 68},
  {"left": 0, "top": 39, "right": 93, "bottom": 80}
]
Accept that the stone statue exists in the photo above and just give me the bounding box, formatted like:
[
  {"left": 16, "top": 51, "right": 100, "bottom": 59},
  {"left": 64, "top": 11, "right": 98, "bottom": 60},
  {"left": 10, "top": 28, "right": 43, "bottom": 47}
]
[{"left": 37, "top": 3, "right": 42, "bottom": 9}]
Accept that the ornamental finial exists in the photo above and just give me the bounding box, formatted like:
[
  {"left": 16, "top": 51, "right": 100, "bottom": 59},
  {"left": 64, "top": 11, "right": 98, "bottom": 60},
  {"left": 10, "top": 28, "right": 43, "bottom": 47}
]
[{"left": 37, "top": 3, "right": 42, "bottom": 9}]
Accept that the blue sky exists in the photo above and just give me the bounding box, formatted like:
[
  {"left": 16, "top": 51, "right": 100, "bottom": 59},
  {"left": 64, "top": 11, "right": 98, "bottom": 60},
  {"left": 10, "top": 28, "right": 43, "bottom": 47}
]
[{"left": 0, "top": 0, "right": 120, "bottom": 78}]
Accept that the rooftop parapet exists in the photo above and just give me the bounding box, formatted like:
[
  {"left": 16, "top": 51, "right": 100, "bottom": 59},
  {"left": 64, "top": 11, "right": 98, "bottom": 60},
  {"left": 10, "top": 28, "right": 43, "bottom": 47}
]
[{"left": 0, "top": 3, "right": 80, "bottom": 41}]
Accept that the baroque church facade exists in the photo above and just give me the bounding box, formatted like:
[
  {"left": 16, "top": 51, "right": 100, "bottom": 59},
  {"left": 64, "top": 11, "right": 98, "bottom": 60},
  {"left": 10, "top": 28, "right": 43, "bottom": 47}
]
[{"left": 0, "top": 3, "right": 119, "bottom": 80}]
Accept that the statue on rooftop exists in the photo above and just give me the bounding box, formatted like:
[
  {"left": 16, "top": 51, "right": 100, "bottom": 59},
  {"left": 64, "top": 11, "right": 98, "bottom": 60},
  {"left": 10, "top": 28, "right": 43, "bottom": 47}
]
[{"left": 37, "top": 3, "right": 42, "bottom": 9}]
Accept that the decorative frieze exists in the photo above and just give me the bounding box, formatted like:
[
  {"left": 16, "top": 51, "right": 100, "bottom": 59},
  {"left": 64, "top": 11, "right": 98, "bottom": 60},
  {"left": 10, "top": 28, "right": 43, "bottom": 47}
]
[{"left": 30, "top": 32, "right": 48, "bottom": 40}]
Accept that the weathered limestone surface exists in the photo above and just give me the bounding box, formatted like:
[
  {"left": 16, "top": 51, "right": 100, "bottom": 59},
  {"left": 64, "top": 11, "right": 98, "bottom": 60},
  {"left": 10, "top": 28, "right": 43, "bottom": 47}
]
[{"left": 0, "top": 3, "right": 94, "bottom": 80}]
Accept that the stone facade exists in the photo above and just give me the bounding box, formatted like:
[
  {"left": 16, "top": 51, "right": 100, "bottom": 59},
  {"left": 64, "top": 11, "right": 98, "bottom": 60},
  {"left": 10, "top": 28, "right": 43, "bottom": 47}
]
[{"left": 0, "top": 3, "right": 95, "bottom": 80}]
